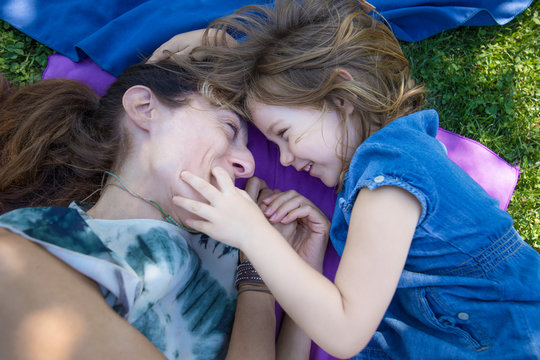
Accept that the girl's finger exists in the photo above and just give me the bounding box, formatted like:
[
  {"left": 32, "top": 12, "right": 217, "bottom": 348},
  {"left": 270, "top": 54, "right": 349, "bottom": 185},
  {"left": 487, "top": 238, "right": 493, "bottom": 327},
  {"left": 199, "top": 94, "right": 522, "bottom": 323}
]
[
  {"left": 172, "top": 195, "right": 215, "bottom": 220},
  {"left": 180, "top": 171, "right": 220, "bottom": 202},
  {"left": 281, "top": 205, "right": 330, "bottom": 233},
  {"left": 280, "top": 204, "right": 316, "bottom": 223},
  {"left": 182, "top": 218, "right": 213, "bottom": 237},
  {"left": 263, "top": 191, "right": 301, "bottom": 216},
  {"left": 212, "top": 167, "right": 235, "bottom": 192},
  {"left": 262, "top": 191, "right": 280, "bottom": 205}
]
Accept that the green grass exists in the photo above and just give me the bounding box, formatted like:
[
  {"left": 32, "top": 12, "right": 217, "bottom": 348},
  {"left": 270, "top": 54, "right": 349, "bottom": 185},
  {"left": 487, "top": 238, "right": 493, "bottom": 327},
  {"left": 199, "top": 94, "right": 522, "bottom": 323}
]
[
  {"left": 0, "top": 21, "right": 53, "bottom": 85},
  {"left": 1, "top": 3, "right": 538, "bottom": 251}
]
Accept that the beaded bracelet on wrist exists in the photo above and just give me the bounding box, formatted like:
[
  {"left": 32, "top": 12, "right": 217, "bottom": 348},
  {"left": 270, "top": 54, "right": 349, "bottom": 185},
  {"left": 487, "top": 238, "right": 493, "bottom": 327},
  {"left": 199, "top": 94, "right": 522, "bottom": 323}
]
[{"left": 234, "top": 259, "right": 265, "bottom": 289}]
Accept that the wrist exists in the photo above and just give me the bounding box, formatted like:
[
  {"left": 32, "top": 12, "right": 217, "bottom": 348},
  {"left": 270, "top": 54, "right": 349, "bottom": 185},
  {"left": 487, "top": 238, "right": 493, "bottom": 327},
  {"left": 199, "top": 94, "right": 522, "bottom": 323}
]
[
  {"left": 237, "top": 283, "right": 273, "bottom": 297},
  {"left": 235, "top": 259, "right": 272, "bottom": 296}
]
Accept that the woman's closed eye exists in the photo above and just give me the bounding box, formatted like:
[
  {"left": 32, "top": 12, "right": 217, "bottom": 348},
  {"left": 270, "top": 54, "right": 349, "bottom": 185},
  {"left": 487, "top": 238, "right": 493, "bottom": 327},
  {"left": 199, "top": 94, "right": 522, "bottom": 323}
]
[
  {"left": 277, "top": 128, "right": 288, "bottom": 138},
  {"left": 224, "top": 120, "right": 240, "bottom": 138}
]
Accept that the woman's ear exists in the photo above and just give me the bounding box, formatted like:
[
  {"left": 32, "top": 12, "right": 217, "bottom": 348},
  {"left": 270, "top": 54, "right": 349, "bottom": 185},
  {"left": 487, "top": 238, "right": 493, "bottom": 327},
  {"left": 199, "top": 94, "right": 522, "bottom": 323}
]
[{"left": 122, "top": 85, "right": 157, "bottom": 131}]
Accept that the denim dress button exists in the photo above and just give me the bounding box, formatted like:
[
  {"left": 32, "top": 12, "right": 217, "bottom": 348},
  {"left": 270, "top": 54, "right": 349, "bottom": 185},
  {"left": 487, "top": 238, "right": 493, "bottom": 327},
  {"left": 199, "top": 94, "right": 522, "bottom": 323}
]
[
  {"left": 457, "top": 312, "right": 470, "bottom": 321},
  {"left": 374, "top": 175, "right": 385, "bottom": 183}
]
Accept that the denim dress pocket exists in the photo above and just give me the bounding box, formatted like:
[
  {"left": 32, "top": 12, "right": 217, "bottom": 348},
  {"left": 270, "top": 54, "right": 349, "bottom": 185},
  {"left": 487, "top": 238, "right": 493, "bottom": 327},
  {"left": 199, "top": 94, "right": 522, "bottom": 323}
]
[{"left": 417, "top": 287, "right": 491, "bottom": 352}]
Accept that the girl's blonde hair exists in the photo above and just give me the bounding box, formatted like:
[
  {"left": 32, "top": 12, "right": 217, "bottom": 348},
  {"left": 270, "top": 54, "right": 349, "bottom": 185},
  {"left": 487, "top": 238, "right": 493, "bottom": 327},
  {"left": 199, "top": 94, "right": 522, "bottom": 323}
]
[{"left": 186, "top": 0, "right": 425, "bottom": 184}]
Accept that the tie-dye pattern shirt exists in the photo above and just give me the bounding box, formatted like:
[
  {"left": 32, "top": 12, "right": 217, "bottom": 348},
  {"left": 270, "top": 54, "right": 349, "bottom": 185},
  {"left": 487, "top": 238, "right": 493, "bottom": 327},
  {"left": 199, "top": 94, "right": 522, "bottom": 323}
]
[{"left": 0, "top": 202, "right": 238, "bottom": 360}]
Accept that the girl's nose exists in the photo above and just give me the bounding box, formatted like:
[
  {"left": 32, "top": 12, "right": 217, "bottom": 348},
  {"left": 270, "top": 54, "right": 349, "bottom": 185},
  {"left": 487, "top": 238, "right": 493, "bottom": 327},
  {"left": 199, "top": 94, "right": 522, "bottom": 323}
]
[{"left": 279, "top": 148, "right": 294, "bottom": 167}]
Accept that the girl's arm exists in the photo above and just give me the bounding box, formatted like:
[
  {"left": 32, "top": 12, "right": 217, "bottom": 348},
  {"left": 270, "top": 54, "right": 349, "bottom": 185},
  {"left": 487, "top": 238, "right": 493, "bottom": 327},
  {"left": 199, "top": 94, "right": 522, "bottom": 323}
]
[
  {"left": 243, "top": 177, "right": 330, "bottom": 360},
  {"left": 174, "top": 167, "right": 421, "bottom": 358}
]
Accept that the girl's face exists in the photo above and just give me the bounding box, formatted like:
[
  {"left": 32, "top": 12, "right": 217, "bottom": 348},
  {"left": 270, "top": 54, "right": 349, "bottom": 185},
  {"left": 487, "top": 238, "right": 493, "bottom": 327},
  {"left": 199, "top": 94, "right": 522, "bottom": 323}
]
[{"left": 250, "top": 100, "right": 356, "bottom": 187}]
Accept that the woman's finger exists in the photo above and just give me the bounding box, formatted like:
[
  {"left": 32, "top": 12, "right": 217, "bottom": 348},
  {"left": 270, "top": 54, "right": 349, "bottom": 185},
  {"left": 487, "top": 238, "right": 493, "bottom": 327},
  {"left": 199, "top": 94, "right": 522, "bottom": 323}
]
[
  {"left": 244, "top": 177, "right": 269, "bottom": 202},
  {"left": 258, "top": 188, "right": 275, "bottom": 205},
  {"left": 148, "top": 30, "right": 207, "bottom": 63},
  {"left": 148, "top": 38, "right": 187, "bottom": 63}
]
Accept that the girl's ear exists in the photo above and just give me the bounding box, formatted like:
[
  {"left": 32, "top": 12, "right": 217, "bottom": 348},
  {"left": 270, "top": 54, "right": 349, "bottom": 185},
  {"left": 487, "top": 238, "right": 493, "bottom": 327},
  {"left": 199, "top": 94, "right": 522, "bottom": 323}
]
[
  {"left": 335, "top": 68, "right": 354, "bottom": 82},
  {"left": 122, "top": 85, "right": 158, "bottom": 131},
  {"left": 330, "top": 68, "right": 355, "bottom": 116},
  {"left": 330, "top": 95, "right": 355, "bottom": 117}
]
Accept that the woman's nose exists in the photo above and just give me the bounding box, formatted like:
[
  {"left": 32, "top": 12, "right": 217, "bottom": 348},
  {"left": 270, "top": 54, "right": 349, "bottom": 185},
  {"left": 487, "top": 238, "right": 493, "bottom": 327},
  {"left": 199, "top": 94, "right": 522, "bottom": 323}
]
[{"left": 229, "top": 146, "right": 255, "bottom": 178}]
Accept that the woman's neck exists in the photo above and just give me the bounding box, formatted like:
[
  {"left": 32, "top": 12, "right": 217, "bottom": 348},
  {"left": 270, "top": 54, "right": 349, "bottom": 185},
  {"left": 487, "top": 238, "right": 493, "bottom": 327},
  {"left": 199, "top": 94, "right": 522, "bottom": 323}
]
[{"left": 86, "top": 174, "right": 163, "bottom": 222}]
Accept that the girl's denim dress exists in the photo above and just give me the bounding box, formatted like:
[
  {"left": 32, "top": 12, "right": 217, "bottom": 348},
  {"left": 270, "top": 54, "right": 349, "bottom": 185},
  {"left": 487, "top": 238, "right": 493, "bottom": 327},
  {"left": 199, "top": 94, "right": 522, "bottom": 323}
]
[{"left": 330, "top": 110, "right": 540, "bottom": 359}]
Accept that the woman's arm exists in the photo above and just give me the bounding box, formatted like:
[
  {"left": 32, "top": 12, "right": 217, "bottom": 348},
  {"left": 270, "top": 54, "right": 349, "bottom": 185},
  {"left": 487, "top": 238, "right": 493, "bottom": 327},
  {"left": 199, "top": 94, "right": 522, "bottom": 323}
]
[
  {"left": 232, "top": 177, "right": 330, "bottom": 360},
  {"left": 226, "top": 289, "right": 276, "bottom": 360},
  {"left": 0, "top": 228, "right": 166, "bottom": 360},
  {"left": 148, "top": 28, "right": 236, "bottom": 63},
  {"left": 276, "top": 315, "right": 311, "bottom": 360},
  {"left": 0, "top": 227, "right": 280, "bottom": 360}
]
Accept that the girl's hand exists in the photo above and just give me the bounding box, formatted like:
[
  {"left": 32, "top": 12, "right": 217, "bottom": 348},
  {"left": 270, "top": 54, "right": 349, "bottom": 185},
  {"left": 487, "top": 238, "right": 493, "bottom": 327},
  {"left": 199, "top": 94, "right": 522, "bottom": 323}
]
[
  {"left": 242, "top": 176, "right": 330, "bottom": 271},
  {"left": 261, "top": 190, "right": 330, "bottom": 272},
  {"left": 172, "top": 167, "right": 271, "bottom": 249},
  {"left": 148, "top": 29, "right": 236, "bottom": 63}
]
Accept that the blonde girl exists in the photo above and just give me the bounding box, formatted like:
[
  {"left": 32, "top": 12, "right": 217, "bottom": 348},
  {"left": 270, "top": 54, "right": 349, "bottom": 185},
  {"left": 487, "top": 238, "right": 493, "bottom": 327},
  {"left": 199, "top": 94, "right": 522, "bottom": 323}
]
[{"left": 156, "top": 0, "right": 540, "bottom": 358}]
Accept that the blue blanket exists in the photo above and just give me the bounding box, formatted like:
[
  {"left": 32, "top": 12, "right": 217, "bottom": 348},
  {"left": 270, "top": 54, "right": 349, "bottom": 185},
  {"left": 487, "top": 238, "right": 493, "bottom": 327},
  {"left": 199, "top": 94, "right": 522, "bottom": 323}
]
[{"left": 0, "top": 0, "right": 532, "bottom": 76}]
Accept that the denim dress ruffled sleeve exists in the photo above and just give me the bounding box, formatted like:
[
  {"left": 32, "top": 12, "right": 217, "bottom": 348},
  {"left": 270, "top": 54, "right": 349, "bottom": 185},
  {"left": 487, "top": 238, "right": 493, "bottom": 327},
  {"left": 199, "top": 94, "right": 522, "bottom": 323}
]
[
  {"left": 330, "top": 110, "right": 540, "bottom": 359},
  {"left": 0, "top": 202, "right": 238, "bottom": 360}
]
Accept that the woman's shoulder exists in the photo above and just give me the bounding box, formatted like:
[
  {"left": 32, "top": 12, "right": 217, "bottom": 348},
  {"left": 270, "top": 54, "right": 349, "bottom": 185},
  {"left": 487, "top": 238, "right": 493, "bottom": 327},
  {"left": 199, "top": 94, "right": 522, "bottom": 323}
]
[{"left": 0, "top": 204, "right": 109, "bottom": 256}]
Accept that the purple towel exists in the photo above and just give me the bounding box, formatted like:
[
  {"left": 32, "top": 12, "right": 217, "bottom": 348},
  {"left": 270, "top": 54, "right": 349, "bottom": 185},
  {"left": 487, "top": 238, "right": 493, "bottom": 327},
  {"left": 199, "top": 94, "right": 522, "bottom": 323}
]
[{"left": 43, "top": 54, "right": 520, "bottom": 360}]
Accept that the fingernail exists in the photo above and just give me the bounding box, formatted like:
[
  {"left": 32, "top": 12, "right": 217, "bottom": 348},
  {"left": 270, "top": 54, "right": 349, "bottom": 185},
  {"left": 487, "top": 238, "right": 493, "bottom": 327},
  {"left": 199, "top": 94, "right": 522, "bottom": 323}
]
[
  {"left": 269, "top": 214, "right": 277, "bottom": 222},
  {"left": 264, "top": 208, "right": 273, "bottom": 216}
]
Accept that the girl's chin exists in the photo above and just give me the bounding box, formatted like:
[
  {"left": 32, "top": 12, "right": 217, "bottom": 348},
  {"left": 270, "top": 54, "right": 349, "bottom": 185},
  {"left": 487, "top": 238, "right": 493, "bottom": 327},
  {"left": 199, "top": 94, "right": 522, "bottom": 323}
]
[{"left": 316, "top": 175, "right": 338, "bottom": 188}]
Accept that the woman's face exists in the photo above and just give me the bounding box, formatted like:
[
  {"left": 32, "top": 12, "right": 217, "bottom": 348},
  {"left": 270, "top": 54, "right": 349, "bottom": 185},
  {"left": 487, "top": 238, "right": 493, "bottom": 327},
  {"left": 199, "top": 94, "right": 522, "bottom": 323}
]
[
  {"left": 249, "top": 100, "right": 355, "bottom": 187},
  {"left": 148, "top": 94, "right": 254, "bottom": 219}
]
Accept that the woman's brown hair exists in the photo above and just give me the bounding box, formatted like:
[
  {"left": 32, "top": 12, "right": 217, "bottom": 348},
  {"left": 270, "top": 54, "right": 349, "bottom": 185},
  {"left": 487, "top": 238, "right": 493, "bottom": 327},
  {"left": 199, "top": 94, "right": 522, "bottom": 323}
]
[
  {"left": 0, "top": 61, "right": 200, "bottom": 213},
  {"left": 183, "top": 0, "right": 426, "bottom": 186}
]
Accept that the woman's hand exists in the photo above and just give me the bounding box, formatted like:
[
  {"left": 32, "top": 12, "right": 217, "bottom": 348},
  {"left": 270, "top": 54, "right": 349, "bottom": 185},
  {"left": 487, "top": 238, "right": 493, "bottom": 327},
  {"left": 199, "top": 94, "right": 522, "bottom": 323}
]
[
  {"left": 148, "top": 28, "right": 236, "bottom": 63},
  {"left": 148, "top": 29, "right": 207, "bottom": 63}
]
